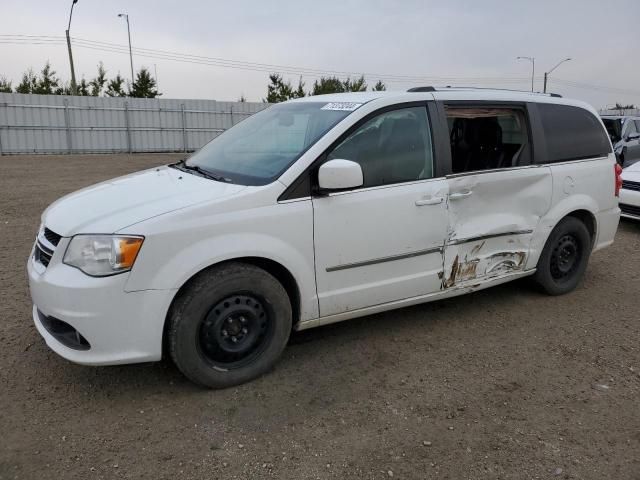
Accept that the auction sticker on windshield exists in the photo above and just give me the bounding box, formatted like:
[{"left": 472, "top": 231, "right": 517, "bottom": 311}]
[{"left": 321, "top": 102, "right": 363, "bottom": 111}]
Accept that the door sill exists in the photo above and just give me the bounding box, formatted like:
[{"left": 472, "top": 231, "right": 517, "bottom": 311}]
[{"left": 296, "top": 269, "right": 536, "bottom": 331}]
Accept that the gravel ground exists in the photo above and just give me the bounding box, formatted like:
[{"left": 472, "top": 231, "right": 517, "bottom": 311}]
[{"left": 1, "top": 154, "right": 639, "bottom": 480}]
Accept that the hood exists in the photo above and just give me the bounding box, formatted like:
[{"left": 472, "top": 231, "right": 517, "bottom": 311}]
[
  {"left": 43, "top": 166, "right": 246, "bottom": 236},
  {"left": 622, "top": 161, "right": 640, "bottom": 182}
]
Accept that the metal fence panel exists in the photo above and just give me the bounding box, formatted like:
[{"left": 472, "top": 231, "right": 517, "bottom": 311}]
[
  {"left": 599, "top": 109, "right": 640, "bottom": 117},
  {"left": 0, "top": 92, "right": 269, "bottom": 154}
]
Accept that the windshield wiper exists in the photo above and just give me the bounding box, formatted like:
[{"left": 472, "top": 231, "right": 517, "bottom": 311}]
[{"left": 172, "top": 159, "right": 231, "bottom": 183}]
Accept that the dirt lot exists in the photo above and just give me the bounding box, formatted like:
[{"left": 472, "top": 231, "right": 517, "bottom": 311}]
[{"left": 1, "top": 154, "right": 639, "bottom": 480}]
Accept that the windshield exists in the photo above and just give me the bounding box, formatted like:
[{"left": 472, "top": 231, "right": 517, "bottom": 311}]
[
  {"left": 185, "top": 102, "right": 356, "bottom": 185},
  {"left": 602, "top": 118, "right": 622, "bottom": 143}
]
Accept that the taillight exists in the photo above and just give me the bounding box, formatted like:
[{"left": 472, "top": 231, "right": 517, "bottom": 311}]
[{"left": 614, "top": 163, "right": 623, "bottom": 197}]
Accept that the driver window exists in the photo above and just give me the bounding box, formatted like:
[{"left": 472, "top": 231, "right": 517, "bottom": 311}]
[{"left": 327, "top": 106, "right": 434, "bottom": 188}]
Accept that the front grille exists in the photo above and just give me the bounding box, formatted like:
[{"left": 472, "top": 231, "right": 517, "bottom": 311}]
[
  {"left": 33, "top": 226, "right": 62, "bottom": 269},
  {"left": 34, "top": 243, "right": 52, "bottom": 267},
  {"left": 37, "top": 309, "right": 91, "bottom": 350},
  {"left": 43, "top": 227, "right": 62, "bottom": 246},
  {"left": 620, "top": 203, "right": 640, "bottom": 217}
]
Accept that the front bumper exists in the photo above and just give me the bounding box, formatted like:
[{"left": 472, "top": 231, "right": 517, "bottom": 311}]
[
  {"left": 27, "top": 242, "right": 176, "bottom": 366},
  {"left": 619, "top": 188, "right": 640, "bottom": 220}
]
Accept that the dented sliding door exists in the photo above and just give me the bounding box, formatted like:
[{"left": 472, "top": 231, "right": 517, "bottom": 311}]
[{"left": 442, "top": 166, "right": 552, "bottom": 288}]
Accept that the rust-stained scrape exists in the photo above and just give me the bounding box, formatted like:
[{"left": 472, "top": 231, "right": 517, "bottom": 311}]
[
  {"left": 442, "top": 254, "right": 459, "bottom": 289},
  {"left": 485, "top": 251, "right": 526, "bottom": 274},
  {"left": 442, "top": 240, "right": 527, "bottom": 289}
]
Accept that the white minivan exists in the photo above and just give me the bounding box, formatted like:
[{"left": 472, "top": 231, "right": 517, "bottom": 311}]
[{"left": 28, "top": 88, "right": 621, "bottom": 388}]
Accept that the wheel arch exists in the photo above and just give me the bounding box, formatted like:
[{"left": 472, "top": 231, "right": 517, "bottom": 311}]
[
  {"left": 566, "top": 209, "right": 597, "bottom": 246},
  {"left": 162, "top": 256, "right": 303, "bottom": 358},
  {"left": 527, "top": 196, "right": 599, "bottom": 270}
]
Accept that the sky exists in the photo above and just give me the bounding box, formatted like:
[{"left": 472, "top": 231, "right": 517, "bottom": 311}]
[{"left": 0, "top": 0, "right": 639, "bottom": 109}]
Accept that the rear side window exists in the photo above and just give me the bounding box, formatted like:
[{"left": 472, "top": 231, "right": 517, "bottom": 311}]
[
  {"left": 538, "top": 104, "right": 611, "bottom": 163},
  {"left": 446, "top": 106, "right": 531, "bottom": 173}
]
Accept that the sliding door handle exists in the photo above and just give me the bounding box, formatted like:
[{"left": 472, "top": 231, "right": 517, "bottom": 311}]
[
  {"left": 415, "top": 196, "right": 444, "bottom": 206},
  {"left": 449, "top": 190, "right": 473, "bottom": 200}
]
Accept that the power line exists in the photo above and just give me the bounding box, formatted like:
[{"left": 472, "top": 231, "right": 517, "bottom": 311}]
[
  {"left": 74, "top": 36, "right": 528, "bottom": 83},
  {"left": 550, "top": 77, "right": 640, "bottom": 96},
  {"left": 4, "top": 34, "right": 637, "bottom": 97},
  {"left": 0, "top": 34, "right": 529, "bottom": 85}
]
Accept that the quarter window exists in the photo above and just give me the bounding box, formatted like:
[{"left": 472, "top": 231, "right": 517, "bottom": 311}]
[
  {"left": 326, "top": 106, "right": 434, "bottom": 188},
  {"left": 538, "top": 104, "right": 611, "bottom": 162}
]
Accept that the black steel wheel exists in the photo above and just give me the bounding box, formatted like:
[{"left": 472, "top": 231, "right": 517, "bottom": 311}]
[
  {"left": 533, "top": 216, "right": 591, "bottom": 295},
  {"left": 168, "top": 263, "right": 292, "bottom": 388},
  {"left": 197, "top": 294, "right": 274, "bottom": 370},
  {"left": 549, "top": 234, "right": 580, "bottom": 280}
]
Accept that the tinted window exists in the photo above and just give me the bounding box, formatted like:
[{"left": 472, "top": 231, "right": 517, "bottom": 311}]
[
  {"left": 538, "top": 104, "right": 611, "bottom": 162},
  {"left": 327, "top": 106, "right": 434, "bottom": 188},
  {"left": 446, "top": 107, "right": 531, "bottom": 173},
  {"left": 186, "top": 102, "right": 353, "bottom": 185},
  {"left": 602, "top": 118, "right": 622, "bottom": 143}
]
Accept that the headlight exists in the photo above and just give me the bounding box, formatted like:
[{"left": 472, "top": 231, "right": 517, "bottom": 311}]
[{"left": 63, "top": 235, "right": 144, "bottom": 277}]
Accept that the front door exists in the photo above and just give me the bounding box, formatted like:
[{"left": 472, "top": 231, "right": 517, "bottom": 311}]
[{"left": 312, "top": 105, "right": 449, "bottom": 317}]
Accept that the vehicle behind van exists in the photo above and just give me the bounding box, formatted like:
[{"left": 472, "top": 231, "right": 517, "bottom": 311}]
[
  {"left": 28, "top": 88, "right": 620, "bottom": 388},
  {"left": 601, "top": 115, "right": 640, "bottom": 167}
]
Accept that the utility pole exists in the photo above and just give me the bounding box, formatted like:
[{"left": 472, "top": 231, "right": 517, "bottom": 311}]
[
  {"left": 118, "top": 13, "right": 135, "bottom": 89},
  {"left": 154, "top": 63, "right": 158, "bottom": 91},
  {"left": 517, "top": 56, "right": 535, "bottom": 92},
  {"left": 66, "top": 0, "right": 79, "bottom": 95},
  {"left": 543, "top": 57, "right": 572, "bottom": 93}
]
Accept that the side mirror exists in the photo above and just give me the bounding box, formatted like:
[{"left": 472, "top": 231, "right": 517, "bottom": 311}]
[
  {"left": 627, "top": 132, "right": 640, "bottom": 141},
  {"left": 318, "top": 159, "right": 363, "bottom": 191}
]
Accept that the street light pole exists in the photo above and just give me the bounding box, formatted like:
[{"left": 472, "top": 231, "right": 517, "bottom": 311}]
[
  {"left": 66, "top": 0, "right": 79, "bottom": 95},
  {"left": 118, "top": 13, "right": 135, "bottom": 88},
  {"left": 517, "top": 56, "right": 535, "bottom": 92},
  {"left": 543, "top": 57, "right": 572, "bottom": 93}
]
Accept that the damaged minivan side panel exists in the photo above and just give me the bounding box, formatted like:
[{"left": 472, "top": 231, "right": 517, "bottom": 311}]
[{"left": 442, "top": 167, "right": 552, "bottom": 288}]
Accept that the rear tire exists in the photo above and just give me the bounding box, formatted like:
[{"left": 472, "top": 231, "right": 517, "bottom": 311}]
[
  {"left": 168, "top": 262, "right": 292, "bottom": 388},
  {"left": 533, "top": 216, "right": 592, "bottom": 295}
]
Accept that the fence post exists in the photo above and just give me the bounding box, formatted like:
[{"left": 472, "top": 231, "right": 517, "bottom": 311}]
[
  {"left": 181, "top": 103, "right": 187, "bottom": 152},
  {"left": 0, "top": 101, "right": 4, "bottom": 155},
  {"left": 124, "top": 101, "right": 132, "bottom": 153},
  {"left": 63, "top": 98, "right": 72, "bottom": 154},
  {"left": 230, "top": 105, "right": 234, "bottom": 127}
]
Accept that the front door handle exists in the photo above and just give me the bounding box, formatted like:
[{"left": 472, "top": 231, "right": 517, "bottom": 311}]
[
  {"left": 449, "top": 190, "right": 473, "bottom": 200},
  {"left": 415, "top": 196, "right": 444, "bottom": 206}
]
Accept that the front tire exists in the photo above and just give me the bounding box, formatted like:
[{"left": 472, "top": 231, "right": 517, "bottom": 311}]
[
  {"left": 533, "top": 216, "right": 592, "bottom": 295},
  {"left": 168, "top": 263, "right": 292, "bottom": 388}
]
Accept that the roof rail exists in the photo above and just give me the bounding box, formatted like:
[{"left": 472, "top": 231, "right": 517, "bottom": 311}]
[
  {"left": 408, "top": 85, "right": 562, "bottom": 97},
  {"left": 407, "top": 86, "right": 435, "bottom": 92}
]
